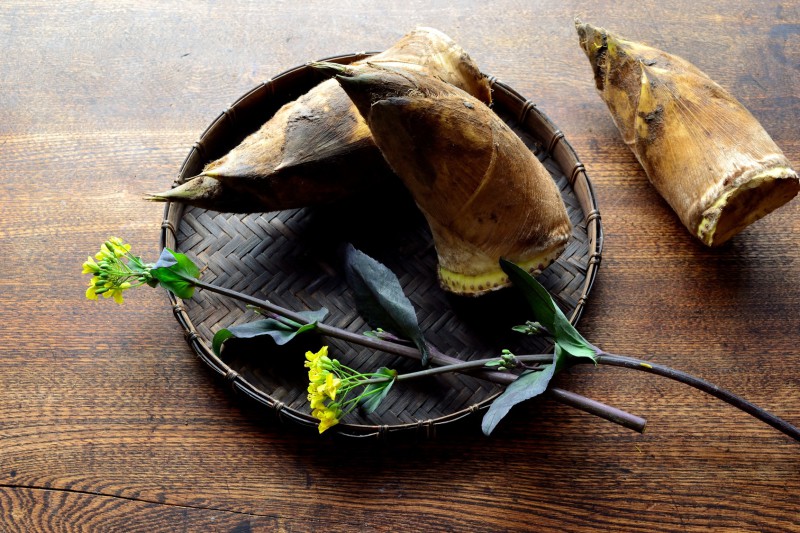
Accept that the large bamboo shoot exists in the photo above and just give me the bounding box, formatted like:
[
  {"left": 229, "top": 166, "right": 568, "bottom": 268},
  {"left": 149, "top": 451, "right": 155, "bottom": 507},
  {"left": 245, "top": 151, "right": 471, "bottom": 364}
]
[
  {"left": 317, "top": 62, "right": 571, "bottom": 296},
  {"left": 576, "top": 21, "right": 799, "bottom": 246}
]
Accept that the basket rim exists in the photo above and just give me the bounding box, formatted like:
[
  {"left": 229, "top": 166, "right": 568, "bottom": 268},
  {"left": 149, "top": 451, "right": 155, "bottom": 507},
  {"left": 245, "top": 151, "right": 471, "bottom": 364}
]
[{"left": 159, "top": 52, "right": 604, "bottom": 438}]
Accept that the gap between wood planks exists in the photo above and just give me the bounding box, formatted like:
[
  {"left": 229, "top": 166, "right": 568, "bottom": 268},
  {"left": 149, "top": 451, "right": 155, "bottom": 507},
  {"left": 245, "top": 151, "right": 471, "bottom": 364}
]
[{"left": 0, "top": 482, "right": 287, "bottom": 521}]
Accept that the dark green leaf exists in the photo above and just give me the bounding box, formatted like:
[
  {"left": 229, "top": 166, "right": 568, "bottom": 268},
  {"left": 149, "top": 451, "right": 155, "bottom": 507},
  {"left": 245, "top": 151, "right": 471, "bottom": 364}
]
[
  {"left": 500, "top": 259, "right": 557, "bottom": 333},
  {"left": 360, "top": 367, "right": 397, "bottom": 413},
  {"left": 212, "top": 329, "right": 235, "bottom": 356},
  {"left": 226, "top": 319, "right": 299, "bottom": 345},
  {"left": 501, "top": 259, "right": 597, "bottom": 362},
  {"left": 294, "top": 322, "right": 317, "bottom": 336},
  {"left": 211, "top": 308, "right": 329, "bottom": 355},
  {"left": 481, "top": 350, "right": 558, "bottom": 435},
  {"left": 150, "top": 268, "right": 195, "bottom": 299},
  {"left": 552, "top": 343, "right": 570, "bottom": 373},
  {"left": 294, "top": 308, "right": 329, "bottom": 326},
  {"left": 150, "top": 248, "right": 200, "bottom": 299},
  {"left": 554, "top": 322, "right": 597, "bottom": 360},
  {"left": 344, "top": 245, "right": 430, "bottom": 365}
]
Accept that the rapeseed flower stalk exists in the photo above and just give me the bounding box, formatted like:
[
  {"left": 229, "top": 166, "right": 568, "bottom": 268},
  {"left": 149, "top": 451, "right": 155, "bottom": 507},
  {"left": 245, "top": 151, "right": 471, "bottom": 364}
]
[
  {"left": 83, "top": 238, "right": 155, "bottom": 304},
  {"left": 79, "top": 240, "right": 800, "bottom": 442},
  {"left": 305, "top": 346, "right": 396, "bottom": 433}
]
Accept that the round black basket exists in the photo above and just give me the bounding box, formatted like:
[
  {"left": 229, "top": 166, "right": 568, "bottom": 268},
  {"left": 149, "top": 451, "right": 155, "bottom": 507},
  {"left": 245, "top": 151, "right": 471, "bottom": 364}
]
[{"left": 160, "top": 53, "right": 603, "bottom": 438}]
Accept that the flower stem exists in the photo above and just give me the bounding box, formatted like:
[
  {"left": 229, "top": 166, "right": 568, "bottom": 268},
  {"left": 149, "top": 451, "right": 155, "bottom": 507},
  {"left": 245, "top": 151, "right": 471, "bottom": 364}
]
[
  {"left": 168, "top": 272, "right": 800, "bottom": 441},
  {"left": 591, "top": 352, "right": 800, "bottom": 443},
  {"left": 178, "top": 273, "right": 647, "bottom": 432},
  {"left": 186, "top": 275, "right": 429, "bottom": 358},
  {"left": 359, "top": 354, "right": 554, "bottom": 384},
  {"left": 424, "top": 346, "right": 647, "bottom": 432}
]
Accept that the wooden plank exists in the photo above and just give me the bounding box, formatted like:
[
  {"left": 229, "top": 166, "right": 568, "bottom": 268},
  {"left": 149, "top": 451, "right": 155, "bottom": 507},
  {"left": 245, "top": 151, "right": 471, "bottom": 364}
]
[{"left": 1, "top": 0, "right": 798, "bottom": 530}]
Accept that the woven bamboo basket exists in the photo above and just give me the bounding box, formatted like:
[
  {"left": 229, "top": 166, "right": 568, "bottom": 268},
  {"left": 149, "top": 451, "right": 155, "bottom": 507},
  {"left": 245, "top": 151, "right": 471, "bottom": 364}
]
[{"left": 159, "top": 53, "right": 603, "bottom": 438}]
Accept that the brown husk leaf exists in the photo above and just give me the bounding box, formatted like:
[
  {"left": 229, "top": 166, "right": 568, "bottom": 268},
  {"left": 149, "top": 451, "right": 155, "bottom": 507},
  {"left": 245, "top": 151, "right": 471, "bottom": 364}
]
[{"left": 149, "top": 27, "right": 491, "bottom": 213}]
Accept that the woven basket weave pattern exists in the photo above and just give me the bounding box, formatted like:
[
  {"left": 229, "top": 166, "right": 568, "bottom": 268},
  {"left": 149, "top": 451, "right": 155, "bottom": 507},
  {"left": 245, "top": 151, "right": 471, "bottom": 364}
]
[{"left": 161, "top": 54, "right": 602, "bottom": 437}]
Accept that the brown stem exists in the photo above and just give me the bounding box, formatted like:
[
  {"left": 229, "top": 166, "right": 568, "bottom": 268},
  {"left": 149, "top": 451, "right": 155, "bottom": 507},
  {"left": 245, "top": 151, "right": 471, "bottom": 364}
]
[
  {"left": 185, "top": 275, "right": 646, "bottom": 433},
  {"left": 593, "top": 353, "right": 800, "bottom": 443}
]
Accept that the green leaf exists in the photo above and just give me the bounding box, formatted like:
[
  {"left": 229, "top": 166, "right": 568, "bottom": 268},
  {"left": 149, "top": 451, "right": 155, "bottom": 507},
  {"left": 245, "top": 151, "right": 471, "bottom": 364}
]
[
  {"left": 150, "top": 248, "right": 200, "bottom": 299},
  {"left": 500, "top": 259, "right": 557, "bottom": 333},
  {"left": 212, "top": 328, "right": 235, "bottom": 355},
  {"left": 500, "top": 259, "right": 597, "bottom": 362},
  {"left": 291, "top": 308, "right": 329, "bottom": 328},
  {"left": 481, "top": 350, "right": 558, "bottom": 435},
  {"left": 344, "top": 244, "right": 430, "bottom": 366},
  {"left": 153, "top": 248, "right": 200, "bottom": 276},
  {"left": 554, "top": 322, "right": 597, "bottom": 360},
  {"left": 482, "top": 261, "right": 601, "bottom": 435},
  {"left": 360, "top": 367, "right": 397, "bottom": 413},
  {"left": 211, "top": 308, "right": 328, "bottom": 356},
  {"left": 213, "top": 319, "right": 297, "bottom": 353}
]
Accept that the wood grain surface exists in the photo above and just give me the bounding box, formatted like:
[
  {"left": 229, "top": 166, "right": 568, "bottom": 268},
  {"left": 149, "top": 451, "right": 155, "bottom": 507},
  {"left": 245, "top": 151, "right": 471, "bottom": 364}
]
[{"left": 1, "top": 1, "right": 799, "bottom": 531}]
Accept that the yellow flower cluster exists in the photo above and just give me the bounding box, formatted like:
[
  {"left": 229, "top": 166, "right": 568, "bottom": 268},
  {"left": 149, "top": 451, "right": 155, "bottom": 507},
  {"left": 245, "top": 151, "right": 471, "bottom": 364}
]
[
  {"left": 97, "top": 237, "right": 131, "bottom": 260},
  {"left": 86, "top": 276, "right": 132, "bottom": 304},
  {"left": 82, "top": 237, "right": 140, "bottom": 304},
  {"left": 304, "top": 346, "right": 397, "bottom": 434},
  {"left": 305, "top": 346, "right": 343, "bottom": 433}
]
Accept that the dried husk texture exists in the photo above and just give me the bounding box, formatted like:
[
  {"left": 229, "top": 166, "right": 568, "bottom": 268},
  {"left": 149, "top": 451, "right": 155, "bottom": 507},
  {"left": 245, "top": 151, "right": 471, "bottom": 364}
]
[
  {"left": 329, "top": 63, "right": 571, "bottom": 295},
  {"left": 576, "top": 21, "right": 799, "bottom": 246},
  {"left": 150, "top": 27, "right": 491, "bottom": 213}
]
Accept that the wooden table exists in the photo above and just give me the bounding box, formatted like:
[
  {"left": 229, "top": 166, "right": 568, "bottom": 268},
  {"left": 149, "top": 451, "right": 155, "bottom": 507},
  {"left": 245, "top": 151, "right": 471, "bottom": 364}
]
[{"left": 2, "top": 1, "right": 799, "bottom": 530}]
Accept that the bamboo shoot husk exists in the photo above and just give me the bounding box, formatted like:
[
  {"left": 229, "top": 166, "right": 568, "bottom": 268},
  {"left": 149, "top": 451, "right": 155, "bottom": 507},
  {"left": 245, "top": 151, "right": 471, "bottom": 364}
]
[
  {"left": 148, "top": 27, "right": 491, "bottom": 213},
  {"left": 576, "top": 21, "right": 799, "bottom": 246},
  {"left": 319, "top": 62, "right": 572, "bottom": 296}
]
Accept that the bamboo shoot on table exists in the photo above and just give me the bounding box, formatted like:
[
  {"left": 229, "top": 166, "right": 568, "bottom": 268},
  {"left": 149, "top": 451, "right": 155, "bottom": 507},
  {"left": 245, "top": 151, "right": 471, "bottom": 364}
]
[{"left": 576, "top": 21, "right": 799, "bottom": 246}]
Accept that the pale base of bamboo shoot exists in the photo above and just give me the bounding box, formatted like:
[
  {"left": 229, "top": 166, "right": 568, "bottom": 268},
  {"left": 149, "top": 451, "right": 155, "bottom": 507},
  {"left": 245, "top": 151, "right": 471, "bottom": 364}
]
[
  {"left": 438, "top": 242, "right": 566, "bottom": 297},
  {"left": 697, "top": 166, "right": 799, "bottom": 246}
]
